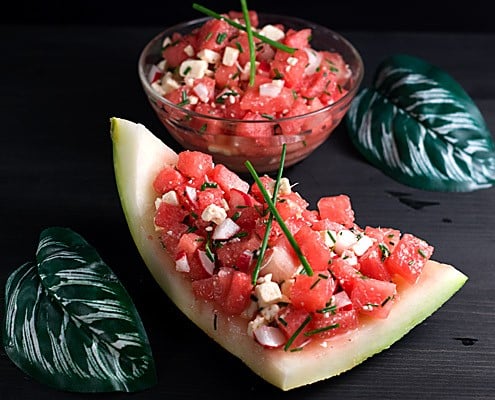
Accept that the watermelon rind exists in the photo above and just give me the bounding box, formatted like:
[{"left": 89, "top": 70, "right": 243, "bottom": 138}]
[{"left": 110, "top": 117, "right": 468, "bottom": 391}]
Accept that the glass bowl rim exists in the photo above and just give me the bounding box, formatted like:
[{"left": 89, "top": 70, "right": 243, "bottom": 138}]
[{"left": 138, "top": 13, "right": 364, "bottom": 125}]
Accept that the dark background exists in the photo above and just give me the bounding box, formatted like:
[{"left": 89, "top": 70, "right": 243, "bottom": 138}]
[{"left": 2, "top": 0, "right": 493, "bottom": 33}]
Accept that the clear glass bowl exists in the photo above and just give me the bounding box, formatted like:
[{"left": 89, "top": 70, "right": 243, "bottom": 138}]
[{"left": 138, "top": 14, "right": 364, "bottom": 173}]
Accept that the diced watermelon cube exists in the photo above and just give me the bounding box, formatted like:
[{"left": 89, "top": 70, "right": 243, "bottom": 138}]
[
  {"left": 294, "top": 225, "right": 332, "bottom": 271},
  {"left": 290, "top": 273, "right": 336, "bottom": 313},
  {"left": 176, "top": 150, "right": 214, "bottom": 179},
  {"left": 351, "top": 278, "right": 397, "bottom": 319},
  {"left": 385, "top": 233, "right": 434, "bottom": 284},
  {"left": 317, "top": 194, "right": 355, "bottom": 228}
]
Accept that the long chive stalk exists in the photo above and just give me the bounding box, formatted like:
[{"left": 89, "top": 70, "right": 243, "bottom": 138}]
[
  {"left": 251, "top": 144, "right": 287, "bottom": 285},
  {"left": 245, "top": 160, "right": 314, "bottom": 277},
  {"left": 240, "top": 0, "right": 256, "bottom": 86},
  {"left": 192, "top": 3, "right": 296, "bottom": 54}
]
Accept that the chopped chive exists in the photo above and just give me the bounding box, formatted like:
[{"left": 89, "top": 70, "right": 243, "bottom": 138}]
[
  {"left": 418, "top": 248, "right": 427, "bottom": 258},
  {"left": 201, "top": 182, "right": 218, "bottom": 190},
  {"left": 233, "top": 231, "right": 248, "bottom": 239},
  {"left": 326, "top": 230, "right": 336, "bottom": 243},
  {"left": 192, "top": 3, "right": 296, "bottom": 54},
  {"left": 284, "top": 315, "right": 312, "bottom": 351},
  {"left": 316, "top": 304, "right": 337, "bottom": 314},
  {"left": 177, "top": 90, "right": 190, "bottom": 107},
  {"left": 216, "top": 32, "right": 227, "bottom": 44},
  {"left": 205, "top": 234, "right": 215, "bottom": 262},
  {"left": 250, "top": 144, "right": 287, "bottom": 285},
  {"left": 213, "top": 312, "right": 218, "bottom": 330},
  {"left": 199, "top": 123, "right": 207, "bottom": 133},
  {"left": 261, "top": 113, "right": 274, "bottom": 120},
  {"left": 246, "top": 154, "right": 314, "bottom": 277},
  {"left": 235, "top": 41, "right": 244, "bottom": 53},
  {"left": 381, "top": 296, "right": 393, "bottom": 307},
  {"left": 205, "top": 32, "right": 213, "bottom": 41},
  {"left": 304, "top": 323, "right": 339, "bottom": 336},
  {"left": 289, "top": 347, "right": 304, "bottom": 352},
  {"left": 183, "top": 65, "right": 192, "bottom": 75},
  {"left": 273, "top": 68, "right": 284, "bottom": 79},
  {"left": 378, "top": 243, "right": 391, "bottom": 261},
  {"left": 231, "top": 211, "right": 241, "bottom": 221},
  {"left": 278, "top": 317, "right": 288, "bottom": 327},
  {"left": 186, "top": 226, "right": 198, "bottom": 233},
  {"left": 310, "top": 278, "right": 321, "bottom": 289}
]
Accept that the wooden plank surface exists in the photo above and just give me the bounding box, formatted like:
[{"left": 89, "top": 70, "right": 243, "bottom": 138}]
[{"left": 0, "top": 25, "right": 493, "bottom": 399}]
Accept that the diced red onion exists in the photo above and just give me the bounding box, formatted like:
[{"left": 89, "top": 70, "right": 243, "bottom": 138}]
[
  {"left": 175, "top": 252, "right": 190, "bottom": 273},
  {"left": 185, "top": 186, "right": 197, "bottom": 203},
  {"left": 193, "top": 83, "right": 210, "bottom": 103},
  {"left": 303, "top": 48, "right": 322, "bottom": 75},
  {"left": 212, "top": 217, "right": 240, "bottom": 240},
  {"left": 147, "top": 64, "right": 163, "bottom": 83},
  {"left": 253, "top": 325, "right": 286, "bottom": 348},
  {"left": 197, "top": 250, "right": 215, "bottom": 275},
  {"left": 333, "top": 290, "right": 353, "bottom": 310},
  {"left": 259, "top": 82, "right": 283, "bottom": 97}
]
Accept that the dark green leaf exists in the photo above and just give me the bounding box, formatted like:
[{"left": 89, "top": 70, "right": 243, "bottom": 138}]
[
  {"left": 3, "top": 227, "right": 156, "bottom": 392},
  {"left": 346, "top": 54, "right": 495, "bottom": 192}
]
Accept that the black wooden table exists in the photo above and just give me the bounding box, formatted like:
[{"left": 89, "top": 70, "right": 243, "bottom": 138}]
[{"left": 1, "top": 24, "right": 494, "bottom": 399}]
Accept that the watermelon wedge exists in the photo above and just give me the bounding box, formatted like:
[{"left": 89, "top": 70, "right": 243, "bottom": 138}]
[{"left": 110, "top": 117, "right": 468, "bottom": 391}]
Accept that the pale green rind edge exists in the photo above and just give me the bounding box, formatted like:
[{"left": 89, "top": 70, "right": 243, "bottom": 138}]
[{"left": 110, "top": 117, "right": 468, "bottom": 391}]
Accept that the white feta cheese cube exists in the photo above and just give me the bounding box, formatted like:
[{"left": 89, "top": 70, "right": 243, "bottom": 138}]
[
  {"left": 255, "top": 280, "right": 283, "bottom": 308},
  {"left": 151, "top": 81, "right": 165, "bottom": 96},
  {"left": 201, "top": 204, "right": 227, "bottom": 225},
  {"left": 183, "top": 44, "right": 195, "bottom": 57},
  {"left": 160, "top": 71, "right": 180, "bottom": 94},
  {"left": 320, "top": 229, "right": 337, "bottom": 248},
  {"left": 197, "top": 48, "right": 221, "bottom": 64},
  {"left": 179, "top": 59, "right": 208, "bottom": 79},
  {"left": 341, "top": 249, "right": 358, "bottom": 266},
  {"left": 352, "top": 234, "right": 374, "bottom": 256},
  {"left": 278, "top": 177, "right": 292, "bottom": 195},
  {"left": 222, "top": 46, "right": 240, "bottom": 67},
  {"left": 334, "top": 229, "right": 358, "bottom": 255},
  {"left": 260, "top": 304, "right": 280, "bottom": 322},
  {"left": 259, "top": 24, "right": 285, "bottom": 42},
  {"left": 240, "top": 61, "right": 259, "bottom": 80},
  {"left": 160, "top": 190, "right": 179, "bottom": 206}
]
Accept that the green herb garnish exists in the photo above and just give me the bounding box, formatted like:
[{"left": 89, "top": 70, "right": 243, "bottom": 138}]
[
  {"left": 216, "top": 32, "right": 227, "bottom": 44},
  {"left": 239, "top": 0, "right": 256, "bottom": 86},
  {"left": 235, "top": 41, "right": 244, "bottom": 53},
  {"left": 200, "top": 182, "right": 218, "bottom": 190},
  {"left": 284, "top": 315, "right": 312, "bottom": 351},
  {"left": 378, "top": 243, "right": 391, "bottom": 261},
  {"left": 304, "top": 323, "right": 339, "bottom": 336},
  {"left": 177, "top": 90, "right": 190, "bottom": 107},
  {"left": 192, "top": 3, "right": 297, "bottom": 54},
  {"left": 246, "top": 151, "right": 314, "bottom": 278},
  {"left": 250, "top": 144, "right": 287, "bottom": 285}
]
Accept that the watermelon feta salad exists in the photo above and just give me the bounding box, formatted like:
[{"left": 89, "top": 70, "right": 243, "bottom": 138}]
[
  {"left": 147, "top": 8, "right": 351, "bottom": 131},
  {"left": 152, "top": 141, "right": 435, "bottom": 348},
  {"left": 111, "top": 117, "right": 468, "bottom": 390}
]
